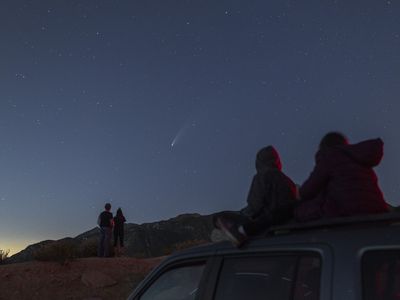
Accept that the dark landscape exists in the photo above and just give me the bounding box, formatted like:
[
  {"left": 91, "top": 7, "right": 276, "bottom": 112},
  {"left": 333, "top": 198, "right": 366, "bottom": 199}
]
[
  {"left": 0, "top": 213, "right": 217, "bottom": 300},
  {"left": 0, "top": 257, "right": 163, "bottom": 300}
]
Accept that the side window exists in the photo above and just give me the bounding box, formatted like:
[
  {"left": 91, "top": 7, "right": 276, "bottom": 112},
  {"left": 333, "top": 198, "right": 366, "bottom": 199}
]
[
  {"left": 362, "top": 250, "right": 400, "bottom": 300},
  {"left": 214, "top": 254, "right": 321, "bottom": 300},
  {"left": 139, "top": 263, "right": 205, "bottom": 300}
]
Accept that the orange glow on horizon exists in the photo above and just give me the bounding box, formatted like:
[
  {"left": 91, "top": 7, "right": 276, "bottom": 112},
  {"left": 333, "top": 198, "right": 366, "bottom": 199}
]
[{"left": 1, "top": 239, "right": 38, "bottom": 256}]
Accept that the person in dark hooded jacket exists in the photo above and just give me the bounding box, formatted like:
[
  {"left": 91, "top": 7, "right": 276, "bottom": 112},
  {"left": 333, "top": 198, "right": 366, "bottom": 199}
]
[
  {"left": 113, "top": 208, "right": 126, "bottom": 249},
  {"left": 214, "top": 146, "right": 297, "bottom": 246},
  {"left": 295, "top": 132, "right": 389, "bottom": 222}
]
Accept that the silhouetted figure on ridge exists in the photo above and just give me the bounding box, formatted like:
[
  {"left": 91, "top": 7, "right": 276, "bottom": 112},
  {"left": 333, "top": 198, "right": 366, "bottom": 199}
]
[
  {"left": 113, "top": 207, "right": 126, "bottom": 256},
  {"left": 214, "top": 146, "right": 297, "bottom": 247},
  {"left": 295, "top": 132, "right": 389, "bottom": 221},
  {"left": 97, "top": 202, "right": 114, "bottom": 257}
]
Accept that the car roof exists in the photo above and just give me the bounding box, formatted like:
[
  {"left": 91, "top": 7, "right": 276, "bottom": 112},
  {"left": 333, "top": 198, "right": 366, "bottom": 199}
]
[{"left": 166, "top": 212, "right": 400, "bottom": 261}]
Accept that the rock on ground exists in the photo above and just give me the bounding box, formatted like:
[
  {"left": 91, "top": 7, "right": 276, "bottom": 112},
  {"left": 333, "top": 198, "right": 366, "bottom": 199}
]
[{"left": 81, "top": 270, "right": 117, "bottom": 288}]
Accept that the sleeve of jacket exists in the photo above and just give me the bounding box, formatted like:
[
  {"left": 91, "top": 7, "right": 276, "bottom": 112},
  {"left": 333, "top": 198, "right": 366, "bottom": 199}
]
[
  {"left": 241, "top": 174, "right": 266, "bottom": 218},
  {"left": 300, "top": 156, "right": 330, "bottom": 201}
]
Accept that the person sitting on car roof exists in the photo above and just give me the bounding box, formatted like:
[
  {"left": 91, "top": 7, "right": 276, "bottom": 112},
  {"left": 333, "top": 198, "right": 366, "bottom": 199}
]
[
  {"left": 214, "top": 145, "right": 297, "bottom": 247},
  {"left": 295, "top": 132, "right": 389, "bottom": 222}
]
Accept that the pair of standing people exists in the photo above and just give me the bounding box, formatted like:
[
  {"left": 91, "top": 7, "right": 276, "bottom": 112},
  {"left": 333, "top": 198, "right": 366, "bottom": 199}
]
[
  {"left": 97, "top": 203, "right": 127, "bottom": 257},
  {"left": 215, "top": 132, "right": 389, "bottom": 247}
]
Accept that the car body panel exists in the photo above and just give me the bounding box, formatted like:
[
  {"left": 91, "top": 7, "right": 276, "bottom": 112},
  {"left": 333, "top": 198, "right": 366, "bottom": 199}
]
[{"left": 128, "top": 213, "right": 400, "bottom": 300}]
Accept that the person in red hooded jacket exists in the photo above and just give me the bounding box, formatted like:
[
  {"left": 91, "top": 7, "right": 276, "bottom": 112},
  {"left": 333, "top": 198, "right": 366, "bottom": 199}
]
[{"left": 295, "top": 132, "right": 389, "bottom": 221}]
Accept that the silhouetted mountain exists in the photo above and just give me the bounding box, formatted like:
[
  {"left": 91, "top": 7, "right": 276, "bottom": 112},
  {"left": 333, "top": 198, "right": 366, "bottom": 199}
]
[{"left": 8, "top": 213, "right": 215, "bottom": 264}]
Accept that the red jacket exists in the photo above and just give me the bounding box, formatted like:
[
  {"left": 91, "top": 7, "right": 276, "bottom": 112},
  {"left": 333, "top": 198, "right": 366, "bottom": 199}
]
[{"left": 296, "top": 138, "right": 389, "bottom": 221}]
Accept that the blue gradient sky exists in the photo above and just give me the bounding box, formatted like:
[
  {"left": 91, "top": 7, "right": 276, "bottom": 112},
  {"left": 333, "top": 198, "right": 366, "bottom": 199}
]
[{"left": 1, "top": 0, "right": 400, "bottom": 254}]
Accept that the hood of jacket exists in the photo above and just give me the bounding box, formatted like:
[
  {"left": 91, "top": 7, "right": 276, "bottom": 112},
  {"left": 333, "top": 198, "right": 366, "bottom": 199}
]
[
  {"left": 255, "top": 146, "right": 282, "bottom": 172},
  {"left": 317, "top": 138, "right": 383, "bottom": 167}
]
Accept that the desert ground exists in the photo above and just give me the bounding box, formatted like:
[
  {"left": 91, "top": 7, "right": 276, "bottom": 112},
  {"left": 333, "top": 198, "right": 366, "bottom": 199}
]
[{"left": 0, "top": 257, "right": 163, "bottom": 300}]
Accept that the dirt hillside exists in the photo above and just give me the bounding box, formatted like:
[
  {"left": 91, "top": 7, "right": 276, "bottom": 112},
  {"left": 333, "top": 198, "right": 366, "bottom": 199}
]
[{"left": 0, "top": 257, "right": 163, "bottom": 300}]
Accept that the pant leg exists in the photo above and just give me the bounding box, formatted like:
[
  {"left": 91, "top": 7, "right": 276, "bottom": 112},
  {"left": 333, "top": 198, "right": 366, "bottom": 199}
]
[
  {"left": 241, "top": 204, "right": 295, "bottom": 236},
  {"left": 119, "top": 229, "right": 124, "bottom": 247},
  {"left": 103, "top": 227, "right": 112, "bottom": 257},
  {"left": 98, "top": 228, "right": 105, "bottom": 257},
  {"left": 113, "top": 229, "right": 118, "bottom": 247},
  {"left": 242, "top": 216, "right": 271, "bottom": 236}
]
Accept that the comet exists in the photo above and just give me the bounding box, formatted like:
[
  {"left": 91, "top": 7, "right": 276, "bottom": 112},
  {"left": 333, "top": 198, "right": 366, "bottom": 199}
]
[{"left": 170, "top": 121, "right": 196, "bottom": 148}]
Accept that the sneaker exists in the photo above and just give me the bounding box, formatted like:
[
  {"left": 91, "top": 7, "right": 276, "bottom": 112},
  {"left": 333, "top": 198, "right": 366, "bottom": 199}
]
[
  {"left": 210, "top": 228, "right": 231, "bottom": 243},
  {"left": 215, "top": 216, "right": 247, "bottom": 247}
]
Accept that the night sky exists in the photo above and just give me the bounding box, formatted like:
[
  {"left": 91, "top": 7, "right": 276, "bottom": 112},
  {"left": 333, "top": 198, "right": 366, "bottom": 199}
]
[{"left": 1, "top": 1, "right": 400, "bottom": 254}]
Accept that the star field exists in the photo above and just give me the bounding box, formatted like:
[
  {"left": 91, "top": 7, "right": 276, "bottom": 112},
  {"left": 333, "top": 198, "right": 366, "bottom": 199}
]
[{"left": 0, "top": 0, "right": 399, "bottom": 254}]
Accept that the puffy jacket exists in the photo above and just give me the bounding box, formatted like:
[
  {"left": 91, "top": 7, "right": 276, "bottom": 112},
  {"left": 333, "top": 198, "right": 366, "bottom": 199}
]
[{"left": 297, "top": 138, "right": 389, "bottom": 221}]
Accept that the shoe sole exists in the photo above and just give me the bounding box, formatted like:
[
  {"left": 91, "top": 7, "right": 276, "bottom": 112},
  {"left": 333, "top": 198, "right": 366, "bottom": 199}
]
[{"left": 216, "top": 218, "right": 242, "bottom": 247}]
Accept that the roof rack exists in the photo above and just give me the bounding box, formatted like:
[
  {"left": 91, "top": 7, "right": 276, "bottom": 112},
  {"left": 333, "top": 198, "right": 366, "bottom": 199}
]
[{"left": 268, "top": 212, "right": 400, "bottom": 234}]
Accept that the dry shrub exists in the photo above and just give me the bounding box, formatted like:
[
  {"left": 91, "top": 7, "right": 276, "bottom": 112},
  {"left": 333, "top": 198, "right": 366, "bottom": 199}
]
[
  {"left": 33, "top": 241, "right": 77, "bottom": 265},
  {"left": 164, "top": 239, "right": 208, "bottom": 255},
  {"left": 0, "top": 249, "right": 10, "bottom": 264},
  {"left": 78, "top": 238, "right": 98, "bottom": 257}
]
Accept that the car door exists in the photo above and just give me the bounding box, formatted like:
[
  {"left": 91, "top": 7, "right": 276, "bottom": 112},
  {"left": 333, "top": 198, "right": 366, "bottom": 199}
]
[
  {"left": 202, "top": 246, "right": 332, "bottom": 300},
  {"left": 362, "top": 249, "right": 400, "bottom": 300}
]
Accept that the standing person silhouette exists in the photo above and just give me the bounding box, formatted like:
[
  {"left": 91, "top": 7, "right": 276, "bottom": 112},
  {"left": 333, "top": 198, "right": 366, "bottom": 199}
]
[
  {"left": 113, "top": 207, "right": 126, "bottom": 256},
  {"left": 97, "top": 203, "right": 114, "bottom": 257}
]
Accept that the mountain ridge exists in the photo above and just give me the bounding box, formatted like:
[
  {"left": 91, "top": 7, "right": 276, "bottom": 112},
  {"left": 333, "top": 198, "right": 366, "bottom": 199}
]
[{"left": 8, "top": 213, "right": 216, "bottom": 264}]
